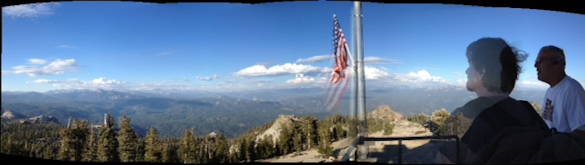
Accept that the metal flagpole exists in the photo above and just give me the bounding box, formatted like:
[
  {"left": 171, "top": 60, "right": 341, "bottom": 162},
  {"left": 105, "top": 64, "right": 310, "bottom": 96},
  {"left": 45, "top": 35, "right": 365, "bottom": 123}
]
[
  {"left": 348, "top": 6, "right": 359, "bottom": 161},
  {"left": 353, "top": 1, "right": 368, "bottom": 160}
]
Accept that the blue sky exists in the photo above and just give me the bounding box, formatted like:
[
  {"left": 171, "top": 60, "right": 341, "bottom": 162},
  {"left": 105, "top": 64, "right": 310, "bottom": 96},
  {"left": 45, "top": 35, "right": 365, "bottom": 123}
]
[{"left": 2, "top": 2, "right": 585, "bottom": 92}]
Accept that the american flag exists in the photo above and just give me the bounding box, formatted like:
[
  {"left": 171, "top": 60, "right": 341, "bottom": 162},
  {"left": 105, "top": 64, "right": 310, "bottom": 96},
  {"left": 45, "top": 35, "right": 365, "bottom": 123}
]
[{"left": 323, "top": 15, "right": 350, "bottom": 112}]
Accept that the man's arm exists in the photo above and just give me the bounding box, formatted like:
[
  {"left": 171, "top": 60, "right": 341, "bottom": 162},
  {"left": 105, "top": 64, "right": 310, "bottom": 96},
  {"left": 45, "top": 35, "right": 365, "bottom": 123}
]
[{"left": 572, "top": 126, "right": 585, "bottom": 144}]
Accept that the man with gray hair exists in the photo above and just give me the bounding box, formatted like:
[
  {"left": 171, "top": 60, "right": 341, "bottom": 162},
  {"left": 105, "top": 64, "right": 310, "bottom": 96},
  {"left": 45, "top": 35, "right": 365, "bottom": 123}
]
[{"left": 535, "top": 45, "right": 585, "bottom": 143}]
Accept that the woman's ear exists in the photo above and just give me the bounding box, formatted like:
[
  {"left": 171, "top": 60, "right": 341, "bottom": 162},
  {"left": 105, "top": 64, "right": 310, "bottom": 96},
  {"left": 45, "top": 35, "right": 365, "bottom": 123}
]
[{"left": 478, "top": 68, "right": 486, "bottom": 79}]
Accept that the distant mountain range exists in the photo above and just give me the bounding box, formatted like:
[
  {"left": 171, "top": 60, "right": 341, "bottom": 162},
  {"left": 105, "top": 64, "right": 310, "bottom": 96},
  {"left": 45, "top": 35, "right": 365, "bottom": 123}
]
[{"left": 1, "top": 86, "right": 546, "bottom": 138}]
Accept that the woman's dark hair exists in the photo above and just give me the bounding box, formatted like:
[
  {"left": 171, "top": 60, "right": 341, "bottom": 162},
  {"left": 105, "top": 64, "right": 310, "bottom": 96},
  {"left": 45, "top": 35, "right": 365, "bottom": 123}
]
[{"left": 467, "top": 38, "right": 527, "bottom": 94}]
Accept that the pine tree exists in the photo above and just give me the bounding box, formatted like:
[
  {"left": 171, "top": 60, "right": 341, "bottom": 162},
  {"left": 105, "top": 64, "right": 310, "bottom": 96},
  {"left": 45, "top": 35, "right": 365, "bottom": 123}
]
[
  {"left": 144, "top": 127, "right": 162, "bottom": 163},
  {"left": 278, "top": 124, "right": 293, "bottom": 155},
  {"left": 97, "top": 114, "right": 119, "bottom": 162},
  {"left": 161, "top": 143, "right": 177, "bottom": 163},
  {"left": 262, "top": 135, "right": 274, "bottom": 159},
  {"left": 213, "top": 134, "right": 229, "bottom": 163},
  {"left": 245, "top": 136, "right": 256, "bottom": 162},
  {"left": 178, "top": 129, "right": 196, "bottom": 164},
  {"left": 292, "top": 122, "right": 303, "bottom": 153},
  {"left": 305, "top": 116, "right": 318, "bottom": 149},
  {"left": 59, "top": 118, "right": 89, "bottom": 162},
  {"left": 237, "top": 138, "right": 247, "bottom": 162},
  {"left": 117, "top": 115, "right": 137, "bottom": 162},
  {"left": 135, "top": 137, "right": 145, "bottom": 162},
  {"left": 318, "top": 121, "right": 333, "bottom": 158},
  {"left": 82, "top": 126, "right": 98, "bottom": 162}
]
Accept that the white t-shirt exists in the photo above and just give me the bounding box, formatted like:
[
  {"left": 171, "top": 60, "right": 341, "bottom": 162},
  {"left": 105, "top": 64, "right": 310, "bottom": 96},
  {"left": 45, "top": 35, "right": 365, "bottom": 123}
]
[{"left": 542, "top": 76, "right": 585, "bottom": 132}]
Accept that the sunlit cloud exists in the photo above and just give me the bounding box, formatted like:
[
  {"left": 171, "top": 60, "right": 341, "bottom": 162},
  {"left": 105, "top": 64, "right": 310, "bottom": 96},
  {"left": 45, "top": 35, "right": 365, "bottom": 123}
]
[
  {"left": 364, "top": 66, "right": 390, "bottom": 80},
  {"left": 234, "top": 63, "right": 328, "bottom": 77},
  {"left": 395, "top": 70, "right": 447, "bottom": 83},
  {"left": 28, "top": 59, "right": 47, "bottom": 65},
  {"left": 296, "top": 55, "right": 332, "bottom": 63},
  {"left": 2, "top": 3, "right": 60, "bottom": 18},
  {"left": 27, "top": 77, "right": 127, "bottom": 90},
  {"left": 2, "top": 59, "right": 78, "bottom": 77},
  {"left": 286, "top": 74, "right": 316, "bottom": 84}
]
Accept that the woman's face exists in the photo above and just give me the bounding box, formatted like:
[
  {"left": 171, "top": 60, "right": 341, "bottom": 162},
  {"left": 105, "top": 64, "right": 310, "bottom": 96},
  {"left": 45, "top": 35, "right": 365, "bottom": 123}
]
[{"left": 466, "top": 59, "right": 483, "bottom": 92}]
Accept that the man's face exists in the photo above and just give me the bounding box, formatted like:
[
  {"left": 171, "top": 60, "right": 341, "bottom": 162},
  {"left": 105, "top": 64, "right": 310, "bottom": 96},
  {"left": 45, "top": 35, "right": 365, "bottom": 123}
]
[
  {"left": 534, "top": 50, "right": 559, "bottom": 84},
  {"left": 466, "top": 59, "right": 482, "bottom": 92}
]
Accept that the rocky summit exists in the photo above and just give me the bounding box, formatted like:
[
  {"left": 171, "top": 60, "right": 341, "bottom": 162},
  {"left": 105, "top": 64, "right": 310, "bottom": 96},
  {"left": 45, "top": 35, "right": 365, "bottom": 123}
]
[{"left": 368, "top": 105, "right": 404, "bottom": 122}]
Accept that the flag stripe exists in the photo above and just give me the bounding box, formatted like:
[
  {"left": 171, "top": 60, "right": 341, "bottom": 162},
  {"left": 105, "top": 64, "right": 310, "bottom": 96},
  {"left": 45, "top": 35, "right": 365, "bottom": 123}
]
[
  {"left": 326, "top": 70, "right": 350, "bottom": 111},
  {"left": 332, "top": 75, "right": 350, "bottom": 112},
  {"left": 324, "top": 15, "right": 350, "bottom": 112}
]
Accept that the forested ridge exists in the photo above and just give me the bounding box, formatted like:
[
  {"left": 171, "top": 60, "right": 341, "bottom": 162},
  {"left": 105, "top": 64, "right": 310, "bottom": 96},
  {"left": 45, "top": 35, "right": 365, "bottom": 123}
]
[{"left": 1, "top": 113, "right": 396, "bottom": 163}]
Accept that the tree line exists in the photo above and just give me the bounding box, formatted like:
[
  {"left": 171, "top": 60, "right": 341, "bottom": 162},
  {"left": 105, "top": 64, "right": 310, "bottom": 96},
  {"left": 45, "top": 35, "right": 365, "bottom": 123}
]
[{"left": 2, "top": 113, "right": 397, "bottom": 163}]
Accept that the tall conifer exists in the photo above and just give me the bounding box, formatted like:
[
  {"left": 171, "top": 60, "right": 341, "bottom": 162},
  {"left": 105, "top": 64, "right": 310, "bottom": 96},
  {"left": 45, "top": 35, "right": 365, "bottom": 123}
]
[
  {"left": 97, "top": 114, "right": 119, "bottom": 162},
  {"left": 59, "top": 119, "right": 89, "bottom": 162},
  {"left": 117, "top": 115, "right": 137, "bottom": 162},
  {"left": 82, "top": 126, "right": 98, "bottom": 162},
  {"left": 144, "top": 126, "right": 162, "bottom": 162}
]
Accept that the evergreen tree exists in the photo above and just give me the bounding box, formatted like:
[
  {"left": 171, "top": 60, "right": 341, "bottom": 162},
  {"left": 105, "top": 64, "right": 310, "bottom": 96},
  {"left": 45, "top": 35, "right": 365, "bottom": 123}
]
[
  {"left": 59, "top": 119, "right": 89, "bottom": 162},
  {"left": 278, "top": 124, "right": 293, "bottom": 155},
  {"left": 245, "top": 136, "right": 256, "bottom": 162},
  {"left": 135, "top": 137, "right": 145, "bottom": 162},
  {"left": 213, "top": 134, "right": 230, "bottom": 163},
  {"left": 5, "top": 135, "right": 24, "bottom": 157},
  {"left": 347, "top": 115, "right": 359, "bottom": 137},
  {"left": 237, "top": 138, "right": 247, "bottom": 162},
  {"left": 82, "top": 126, "right": 98, "bottom": 162},
  {"left": 117, "top": 115, "right": 137, "bottom": 162},
  {"left": 292, "top": 122, "right": 303, "bottom": 153},
  {"left": 318, "top": 121, "right": 333, "bottom": 158},
  {"left": 178, "top": 129, "right": 196, "bottom": 164},
  {"left": 161, "top": 143, "right": 177, "bottom": 163},
  {"left": 97, "top": 114, "right": 119, "bottom": 162},
  {"left": 263, "top": 135, "right": 275, "bottom": 159},
  {"left": 144, "top": 127, "right": 162, "bottom": 163},
  {"left": 305, "top": 116, "right": 318, "bottom": 149}
]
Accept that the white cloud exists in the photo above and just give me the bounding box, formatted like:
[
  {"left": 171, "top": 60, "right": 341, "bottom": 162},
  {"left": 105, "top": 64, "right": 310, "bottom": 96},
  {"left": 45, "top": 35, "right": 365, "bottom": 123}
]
[
  {"left": 455, "top": 78, "right": 467, "bottom": 86},
  {"left": 364, "top": 66, "right": 390, "bottom": 80},
  {"left": 134, "top": 83, "right": 188, "bottom": 91},
  {"left": 29, "top": 79, "right": 56, "bottom": 84},
  {"left": 27, "top": 77, "right": 126, "bottom": 90},
  {"left": 197, "top": 74, "right": 220, "bottom": 81},
  {"left": 234, "top": 63, "right": 328, "bottom": 77},
  {"left": 3, "top": 59, "right": 78, "bottom": 77},
  {"left": 91, "top": 77, "right": 122, "bottom": 85},
  {"left": 296, "top": 55, "right": 332, "bottom": 63},
  {"left": 286, "top": 74, "right": 316, "bottom": 84},
  {"left": 197, "top": 76, "right": 212, "bottom": 81},
  {"left": 518, "top": 80, "right": 549, "bottom": 89},
  {"left": 364, "top": 57, "right": 402, "bottom": 65},
  {"left": 2, "top": 3, "right": 60, "bottom": 18},
  {"left": 395, "top": 70, "right": 447, "bottom": 83},
  {"left": 28, "top": 59, "right": 47, "bottom": 65}
]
